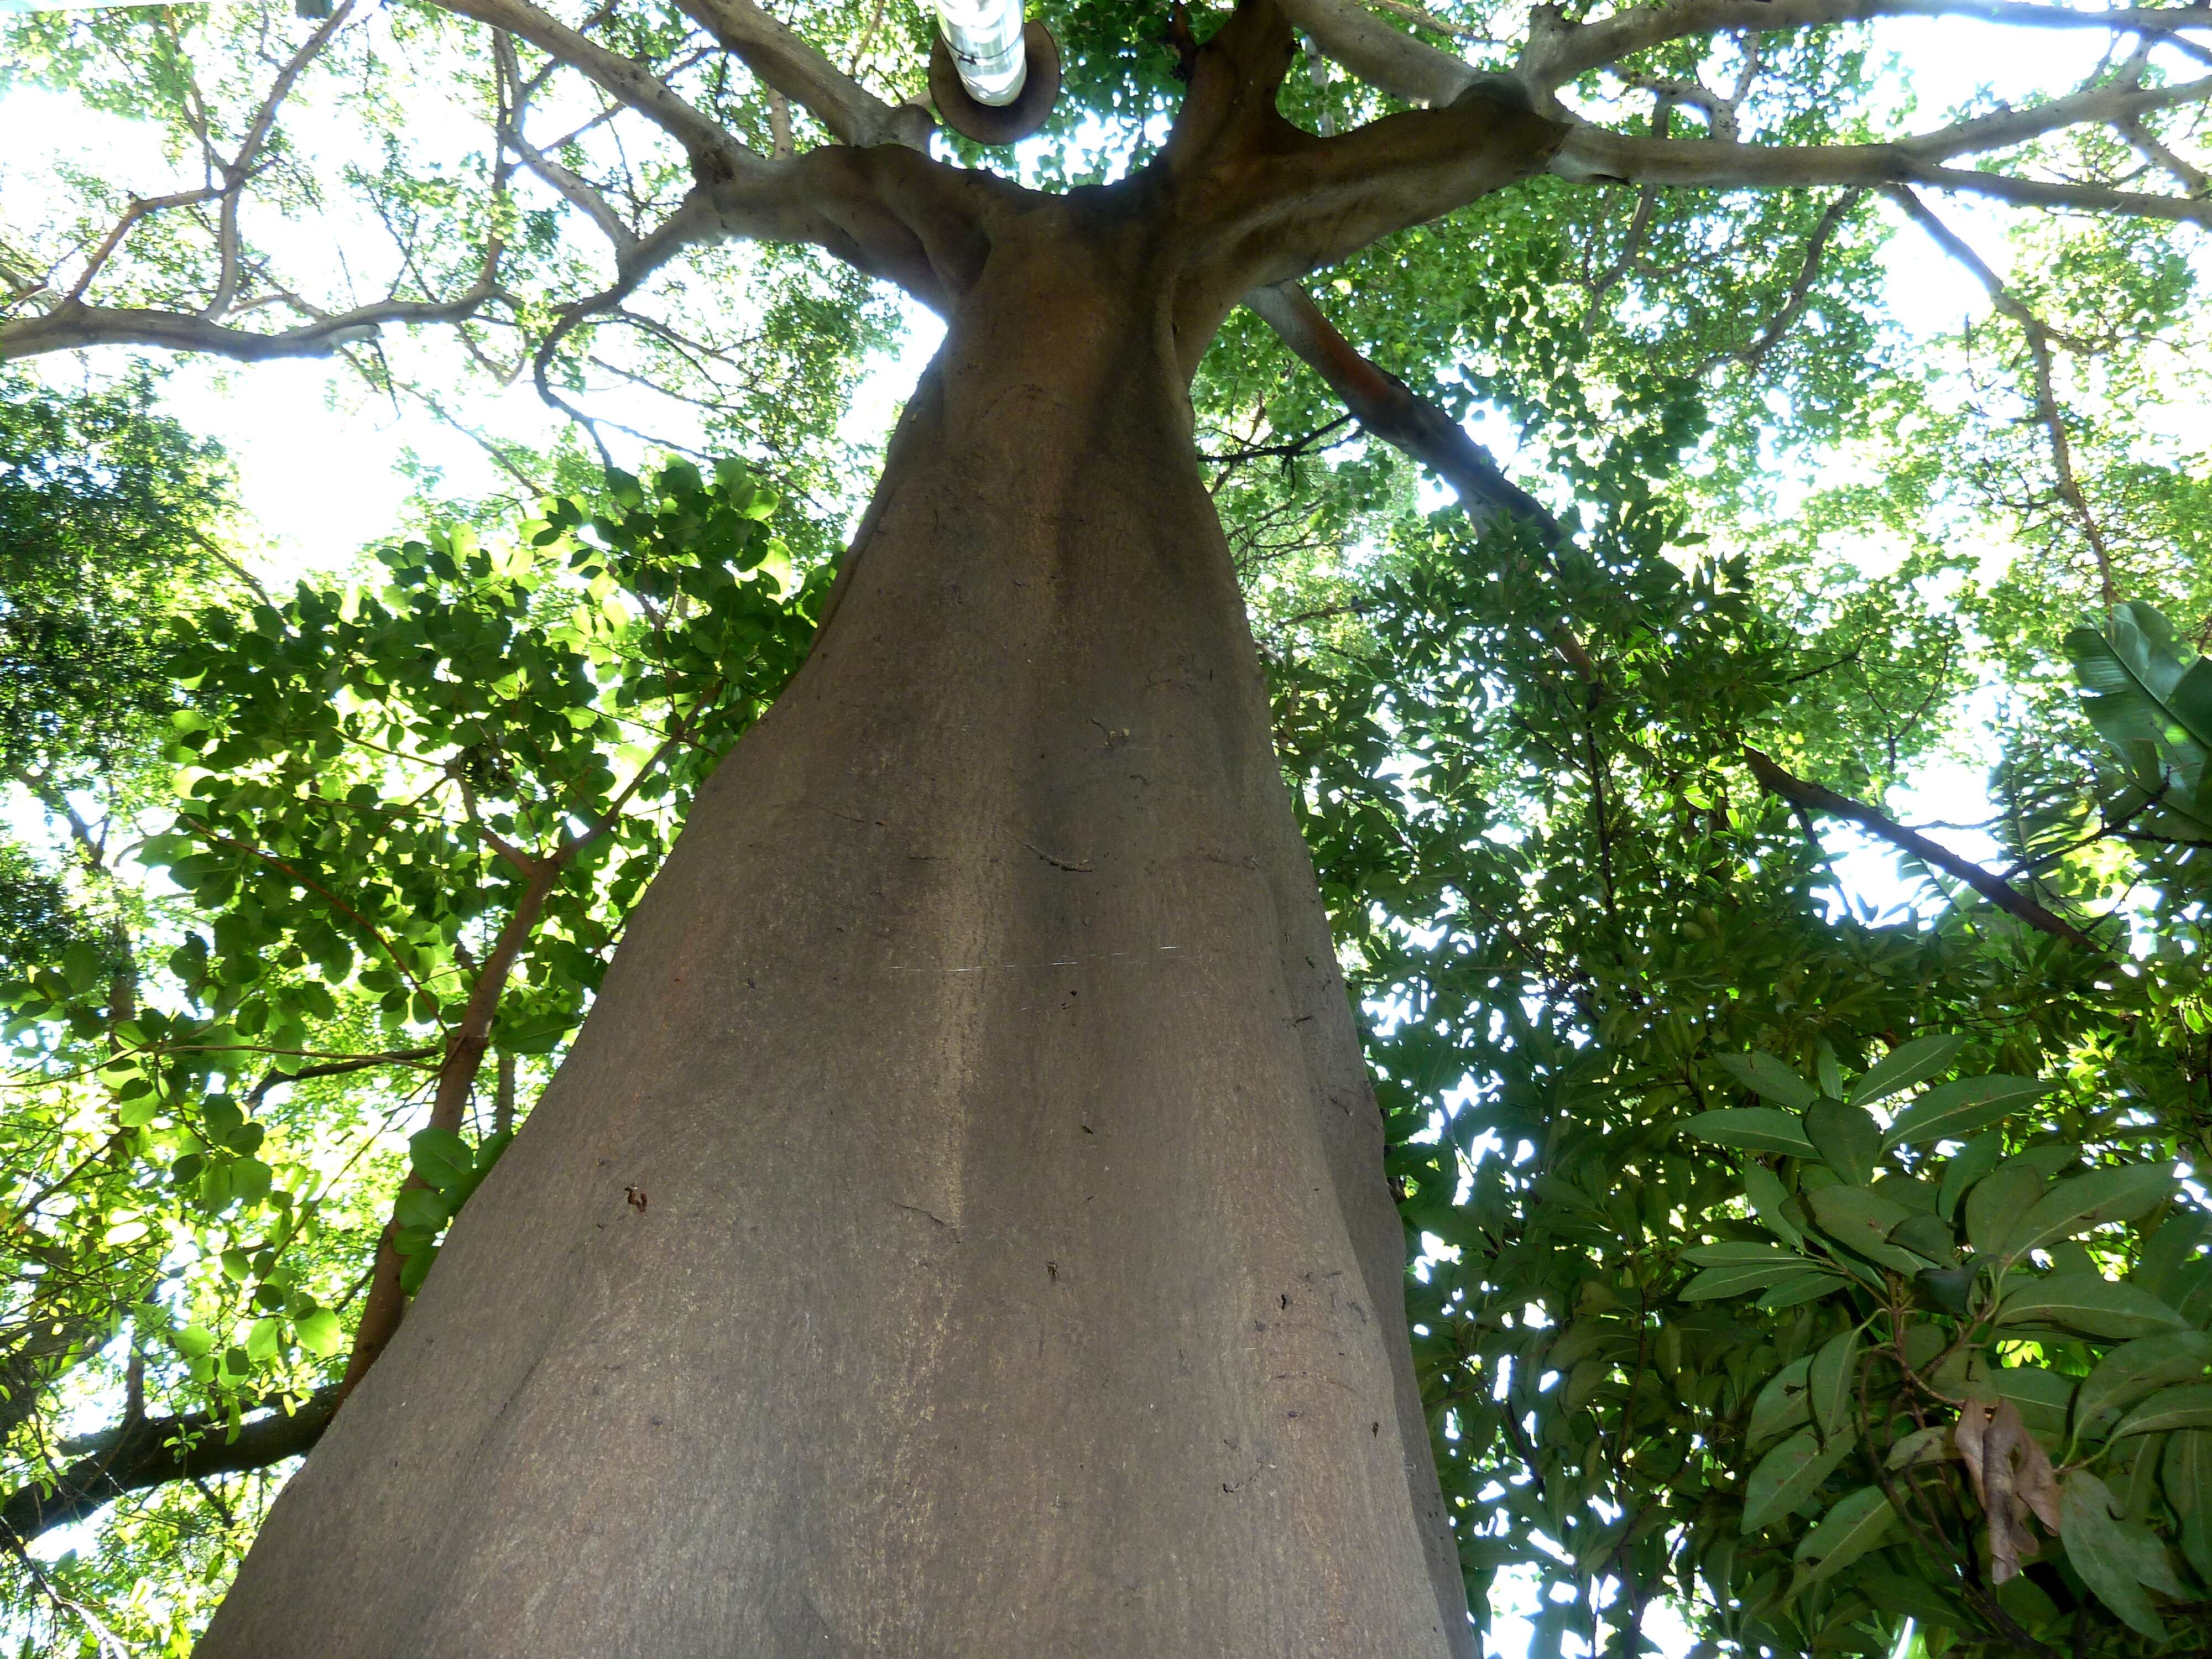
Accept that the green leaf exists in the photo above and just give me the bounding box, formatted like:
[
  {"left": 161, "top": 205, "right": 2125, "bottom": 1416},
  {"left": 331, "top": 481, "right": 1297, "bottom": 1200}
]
[
  {"left": 2073, "top": 1333, "right": 2212, "bottom": 1444},
  {"left": 1807, "top": 1186, "right": 1923, "bottom": 1273},
  {"left": 1884, "top": 1075, "right": 2054, "bottom": 1150},
  {"left": 1854, "top": 1571, "right": 1964, "bottom": 1630},
  {"left": 1682, "top": 1242, "right": 1809, "bottom": 1266},
  {"left": 2059, "top": 1470, "right": 2170, "bottom": 1640},
  {"left": 1916, "top": 1264, "right": 1975, "bottom": 1313},
  {"left": 1716, "top": 1053, "right": 1820, "bottom": 1111},
  {"left": 410, "top": 1127, "right": 474, "bottom": 1190},
  {"left": 1815, "top": 1042, "right": 1843, "bottom": 1102},
  {"left": 398, "top": 1245, "right": 439, "bottom": 1296},
  {"left": 1808, "top": 1326, "right": 1861, "bottom": 1443},
  {"left": 294, "top": 1308, "right": 343, "bottom": 1358},
  {"left": 1750, "top": 1358, "right": 1814, "bottom": 1446},
  {"left": 1885, "top": 1426, "right": 1954, "bottom": 1470},
  {"left": 2111, "top": 1383, "right": 2212, "bottom": 1441},
  {"left": 1849, "top": 1034, "right": 1967, "bottom": 1109},
  {"left": 1789, "top": 1485, "right": 1895, "bottom": 1592},
  {"left": 1997, "top": 1163, "right": 2178, "bottom": 1261},
  {"left": 1742, "top": 1162, "right": 1803, "bottom": 1246},
  {"left": 117, "top": 1095, "right": 161, "bottom": 1129},
  {"left": 1803, "top": 1098, "right": 1882, "bottom": 1185},
  {"left": 2068, "top": 602, "right": 2212, "bottom": 824},
  {"left": 2166, "top": 1431, "right": 2211, "bottom": 1528},
  {"left": 1990, "top": 1365, "right": 2075, "bottom": 1445},
  {"left": 1743, "top": 1428, "right": 1858, "bottom": 1533},
  {"left": 1965, "top": 1161, "right": 2048, "bottom": 1258},
  {"left": 1679, "top": 1108, "right": 1816, "bottom": 1157},
  {"left": 393, "top": 1187, "right": 453, "bottom": 1232},
  {"left": 1683, "top": 1261, "right": 1815, "bottom": 1300},
  {"left": 1757, "top": 1272, "right": 1845, "bottom": 1311},
  {"left": 231, "top": 1157, "right": 272, "bottom": 1207},
  {"left": 244, "top": 1316, "right": 283, "bottom": 1361},
  {"left": 1888, "top": 1212, "right": 1958, "bottom": 1264},
  {"left": 1937, "top": 1131, "right": 2001, "bottom": 1223},
  {"left": 1996, "top": 1273, "right": 2189, "bottom": 1341}
]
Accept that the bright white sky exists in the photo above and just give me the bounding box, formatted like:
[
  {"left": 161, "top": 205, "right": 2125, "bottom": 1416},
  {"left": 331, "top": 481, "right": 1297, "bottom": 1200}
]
[{"left": 2, "top": 9, "right": 2208, "bottom": 1652}]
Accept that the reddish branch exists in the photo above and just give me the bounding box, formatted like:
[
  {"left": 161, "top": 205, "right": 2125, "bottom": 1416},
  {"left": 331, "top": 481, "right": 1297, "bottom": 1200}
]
[
  {"left": 1244, "top": 281, "right": 1563, "bottom": 535},
  {"left": 1741, "top": 746, "right": 2103, "bottom": 949},
  {"left": 337, "top": 706, "right": 718, "bottom": 1397},
  {"left": 336, "top": 857, "right": 562, "bottom": 1398},
  {"left": 1240, "top": 281, "right": 1601, "bottom": 679}
]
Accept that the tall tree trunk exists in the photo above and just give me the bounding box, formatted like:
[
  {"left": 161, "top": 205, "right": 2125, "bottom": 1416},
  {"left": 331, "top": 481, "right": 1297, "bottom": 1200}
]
[{"left": 201, "top": 228, "right": 1470, "bottom": 1656}]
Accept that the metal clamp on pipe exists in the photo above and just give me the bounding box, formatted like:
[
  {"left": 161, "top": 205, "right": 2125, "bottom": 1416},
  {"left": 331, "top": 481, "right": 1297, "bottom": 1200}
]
[{"left": 929, "top": 0, "right": 1059, "bottom": 145}]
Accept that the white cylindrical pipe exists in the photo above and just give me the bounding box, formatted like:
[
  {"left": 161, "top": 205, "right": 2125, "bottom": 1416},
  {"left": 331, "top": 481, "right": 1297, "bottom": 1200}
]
[{"left": 933, "top": 0, "right": 1027, "bottom": 107}]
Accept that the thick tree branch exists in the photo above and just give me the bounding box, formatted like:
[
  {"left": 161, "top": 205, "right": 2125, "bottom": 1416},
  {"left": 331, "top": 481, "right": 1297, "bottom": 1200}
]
[
  {"left": 495, "top": 32, "right": 640, "bottom": 254},
  {"left": 1279, "top": 0, "right": 1480, "bottom": 105},
  {"left": 1165, "top": 4, "right": 1568, "bottom": 298},
  {"left": 1550, "top": 126, "right": 2212, "bottom": 225},
  {"left": 437, "top": 0, "right": 747, "bottom": 169},
  {"left": 674, "top": 0, "right": 934, "bottom": 149},
  {"left": 2, "top": 1388, "right": 340, "bottom": 1545},
  {"left": 0, "top": 286, "right": 500, "bottom": 365},
  {"left": 1522, "top": 0, "right": 2212, "bottom": 92},
  {"left": 1244, "top": 281, "right": 1560, "bottom": 531},
  {"left": 1241, "top": 281, "right": 1603, "bottom": 679},
  {"left": 1742, "top": 745, "right": 2104, "bottom": 948}
]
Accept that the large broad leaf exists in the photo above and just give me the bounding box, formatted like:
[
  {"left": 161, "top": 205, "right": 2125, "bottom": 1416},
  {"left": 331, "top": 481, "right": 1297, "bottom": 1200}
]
[
  {"left": 1808, "top": 1326, "right": 1861, "bottom": 1443},
  {"left": 1803, "top": 1099, "right": 1881, "bottom": 1186},
  {"left": 1678, "top": 1108, "right": 1816, "bottom": 1158},
  {"left": 1964, "top": 1161, "right": 2050, "bottom": 1258},
  {"left": 1757, "top": 1272, "right": 1844, "bottom": 1311},
  {"left": 2066, "top": 602, "right": 2212, "bottom": 828},
  {"left": 1742, "top": 1162, "right": 1804, "bottom": 1247},
  {"left": 2166, "top": 1431, "right": 2212, "bottom": 1528},
  {"left": 2073, "top": 1333, "right": 2212, "bottom": 1443},
  {"left": 1750, "top": 1357, "right": 1814, "bottom": 1446},
  {"left": 1682, "top": 1260, "right": 1820, "bottom": 1300},
  {"left": 1848, "top": 1032, "right": 1968, "bottom": 1109},
  {"left": 1742, "top": 1428, "right": 1857, "bottom": 1533},
  {"left": 1807, "top": 1186, "right": 1926, "bottom": 1274},
  {"left": 1937, "top": 1132, "right": 2002, "bottom": 1223},
  {"left": 1715, "top": 1052, "right": 1821, "bottom": 1112},
  {"left": 1989, "top": 1364, "right": 2075, "bottom": 1446},
  {"left": 1996, "top": 1273, "right": 2190, "bottom": 1342},
  {"left": 1997, "top": 1164, "right": 2178, "bottom": 1261},
  {"left": 409, "top": 1126, "right": 474, "bottom": 1191},
  {"left": 1789, "top": 1485, "right": 1895, "bottom": 1594},
  {"left": 2059, "top": 1470, "right": 2176, "bottom": 1640},
  {"left": 1681, "top": 1242, "right": 1809, "bottom": 1267},
  {"left": 2112, "top": 1383, "right": 2212, "bottom": 1441},
  {"left": 1884, "top": 1075, "right": 2054, "bottom": 1150},
  {"left": 294, "top": 1307, "right": 343, "bottom": 1358}
]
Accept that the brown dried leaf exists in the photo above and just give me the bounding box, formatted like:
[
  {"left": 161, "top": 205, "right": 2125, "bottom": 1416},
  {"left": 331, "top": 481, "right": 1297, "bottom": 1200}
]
[{"left": 1953, "top": 1397, "right": 2052, "bottom": 1582}]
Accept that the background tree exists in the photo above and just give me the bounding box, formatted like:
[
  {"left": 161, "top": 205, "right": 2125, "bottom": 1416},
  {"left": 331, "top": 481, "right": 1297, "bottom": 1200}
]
[{"left": 1, "top": 0, "right": 2208, "bottom": 1652}]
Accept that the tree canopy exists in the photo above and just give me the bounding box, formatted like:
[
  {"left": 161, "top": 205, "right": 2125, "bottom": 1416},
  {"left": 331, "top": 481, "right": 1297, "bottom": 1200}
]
[{"left": 1, "top": 0, "right": 2209, "bottom": 1651}]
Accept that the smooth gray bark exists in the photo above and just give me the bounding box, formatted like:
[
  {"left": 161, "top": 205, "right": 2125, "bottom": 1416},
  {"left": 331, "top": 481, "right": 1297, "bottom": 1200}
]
[{"left": 200, "top": 220, "right": 1469, "bottom": 1657}]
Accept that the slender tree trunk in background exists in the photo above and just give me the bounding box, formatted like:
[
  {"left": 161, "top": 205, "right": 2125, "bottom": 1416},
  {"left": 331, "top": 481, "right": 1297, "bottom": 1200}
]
[{"left": 201, "top": 208, "right": 1471, "bottom": 1659}]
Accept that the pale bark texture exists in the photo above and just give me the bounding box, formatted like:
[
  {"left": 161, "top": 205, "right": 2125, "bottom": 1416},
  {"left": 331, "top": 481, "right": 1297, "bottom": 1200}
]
[{"left": 201, "top": 192, "right": 1477, "bottom": 1656}]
